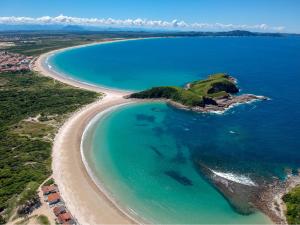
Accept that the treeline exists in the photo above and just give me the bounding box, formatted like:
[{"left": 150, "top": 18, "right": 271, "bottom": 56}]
[{"left": 0, "top": 71, "right": 100, "bottom": 222}]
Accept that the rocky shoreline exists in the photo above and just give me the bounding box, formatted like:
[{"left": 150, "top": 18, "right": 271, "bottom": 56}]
[
  {"left": 167, "top": 93, "right": 268, "bottom": 113},
  {"left": 257, "top": 171, "right": 300, "bottom": 224},
  {"left": 194, "top": 161, "right": 300, "bottom": 224}
]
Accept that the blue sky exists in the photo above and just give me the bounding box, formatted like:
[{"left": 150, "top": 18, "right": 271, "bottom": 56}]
[{"left": 1, "top": 0, "right": 299, "bottom": 33}]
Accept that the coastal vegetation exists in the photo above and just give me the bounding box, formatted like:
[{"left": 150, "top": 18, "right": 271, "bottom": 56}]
[
  {"left": 283, "top": 185, "right": 300, "bottom": 224},
  {"left": 130, "top": 73, "right": 239, "bottom": 107},
  {"left": 36, "top": 215, "right": 50, "bottom": 225},
  {"left": 0, "top": 70, "right": 100, "bottom": 222}
]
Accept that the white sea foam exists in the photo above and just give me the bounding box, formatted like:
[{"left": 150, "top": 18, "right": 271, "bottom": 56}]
[{"left": 211, "top": 169, "right": 257, "bottom": 186}]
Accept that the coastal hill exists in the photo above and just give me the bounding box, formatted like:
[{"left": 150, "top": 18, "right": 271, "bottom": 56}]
[{"left": 129, "top": 73, "right": 267, "bottom": 112}]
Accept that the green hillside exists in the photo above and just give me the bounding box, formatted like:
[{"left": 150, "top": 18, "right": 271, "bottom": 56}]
[{"left": 129, "top": 73, "right": 239, "bottom": 107}]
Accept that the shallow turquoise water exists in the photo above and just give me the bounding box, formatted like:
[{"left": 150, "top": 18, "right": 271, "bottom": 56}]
[
  {"left": 52, "top": 37, "right": 300, "bottom": 224},
  {"left": 83, "top": 102, "right": 270, "bottom": 224},
  {"left": 86, "top": 103, "right": 268, "bottom": 224}
]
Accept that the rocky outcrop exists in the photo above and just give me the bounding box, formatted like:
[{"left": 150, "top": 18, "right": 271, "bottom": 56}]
[
  {"left": 194, "top": 161, "right": 300, "bottom": 224},
  {"left": 167, "top": 94, "right": 268, "bottom": 113}
]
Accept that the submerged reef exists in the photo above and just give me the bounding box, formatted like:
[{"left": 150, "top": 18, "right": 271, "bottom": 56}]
[{"left": 194, "top": 161, "right": 300, "bottom": 224}]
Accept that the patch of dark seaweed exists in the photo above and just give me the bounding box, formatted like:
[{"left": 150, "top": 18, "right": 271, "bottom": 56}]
[
  {"left": 148, "top": 145, "right": 164, "bottom": 158},
  {"left": 165, "top": 170, "right": 193, "bottom": 186}
]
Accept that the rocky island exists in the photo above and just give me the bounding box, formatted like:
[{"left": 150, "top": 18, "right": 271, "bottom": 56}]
[{"left": 128, "top": 73, "right": 268, "bottom": 113}]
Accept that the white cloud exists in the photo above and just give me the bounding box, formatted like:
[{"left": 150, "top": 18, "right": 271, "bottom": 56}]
[{"left": 0, "top": 15, "right": 285, "bottom": 32}]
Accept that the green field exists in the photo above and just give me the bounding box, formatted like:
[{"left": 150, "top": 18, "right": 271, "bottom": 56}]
[
  {"left": 0, "top": 71, "right": 100, "bottom": 223},
  {"left": 130, "top": 73, "right": 239, "bottom": 107}
]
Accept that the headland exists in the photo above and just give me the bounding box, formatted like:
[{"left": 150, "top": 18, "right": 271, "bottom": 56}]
[{"left": 128, "top": 73, "right": 268, "bottom": 113}]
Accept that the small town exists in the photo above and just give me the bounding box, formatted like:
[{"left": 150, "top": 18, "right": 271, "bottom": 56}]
[{"left": 0, "top": 51, "right": 32, "bottom": 72}]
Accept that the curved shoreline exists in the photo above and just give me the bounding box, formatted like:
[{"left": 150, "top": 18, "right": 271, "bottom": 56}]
[
  {"left": 80, "top": 102, "right": 150, "bottom": 224},
  {"left": 33, "top": 39, "right": 142, "bottom": 224},
  {"left": 33, "top": 37, "right": 152, "bottom": 95}
]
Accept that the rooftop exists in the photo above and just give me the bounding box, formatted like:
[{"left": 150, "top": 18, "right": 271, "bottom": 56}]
[{"left": 47, "top": 193, "right": 60, "bottom": 203}]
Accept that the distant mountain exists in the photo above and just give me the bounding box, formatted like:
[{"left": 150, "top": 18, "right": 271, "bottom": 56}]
[
  {"left": 0, "top": 24, "right": 298, "bottom": 37},
  {"left": 167, "top": 30, "right": 286, "bottom": 37},
  {"left": 61, "top": 25, "right": 86, "bottom": 31}
]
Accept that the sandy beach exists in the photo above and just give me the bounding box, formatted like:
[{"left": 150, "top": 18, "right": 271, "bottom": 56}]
[{"left": 33, "top": 39, "right": 139, "bottom": 224}]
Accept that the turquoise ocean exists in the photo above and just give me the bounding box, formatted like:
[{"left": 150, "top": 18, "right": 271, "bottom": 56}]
[{"left": 49, "top": 37, "right": 300, "bottom": 224}]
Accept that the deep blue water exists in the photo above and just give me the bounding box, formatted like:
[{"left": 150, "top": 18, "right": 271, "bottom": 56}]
[
  {"left": 51, "top": 37, "right": 300, "bottom": 223},
  {"left": 50, "top": 37, "right": 300, "bottom": 92}
]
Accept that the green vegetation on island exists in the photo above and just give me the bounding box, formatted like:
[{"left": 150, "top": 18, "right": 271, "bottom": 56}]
[
  {"left": 282, "top": 186, "right": 300, "bottom": 225},
  {"left": 0, "top": 71, "right": 100, "bottom": 222},
  {"left": 130, "top": 73, "right": 239, "bottom": 107}
]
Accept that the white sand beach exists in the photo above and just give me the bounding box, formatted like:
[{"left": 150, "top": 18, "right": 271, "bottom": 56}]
[{"left": 33, "top": 40, "right": 139, "bottom": 224}]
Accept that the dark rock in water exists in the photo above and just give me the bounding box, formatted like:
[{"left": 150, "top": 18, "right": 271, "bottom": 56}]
[
  {"left": 135, "top": 114, "right": 156, "bottom": 122},
  {"left": 165, "top": 170, "right": 193, "bottom": 186},
  {"left": 148, "top": 145, "right": 164, "bottom": 158}
]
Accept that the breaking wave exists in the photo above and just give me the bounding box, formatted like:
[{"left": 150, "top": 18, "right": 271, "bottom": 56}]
[{"left": 211, "top": 169, "right": 257, "bottom": 186}]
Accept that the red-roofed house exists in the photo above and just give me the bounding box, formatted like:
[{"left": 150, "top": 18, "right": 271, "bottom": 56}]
[
  {"left": 57, "top": 212, "right": 75, "bottom": 224},
  {"left": 53, "top": 205, "right": 66, "bottom": 216},
  {"left": 47, "top": 193, "right": 61, "bottom": 205},
  {"left": 42, "top": 185, "right": 58, "bottom": 195}
]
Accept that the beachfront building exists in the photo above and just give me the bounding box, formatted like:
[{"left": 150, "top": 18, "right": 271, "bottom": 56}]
[
  {"left": 47, "top": 193, "right": 61, "bottom": 205},
  {"left": 57, "top": 212, "right": 75, "bottom": 224},
  {"left": 42, "top": 185, "right": 58, "bottom": 195},
  {"left": 53, "top": 206, "right": 67, "bottom": 216}
]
